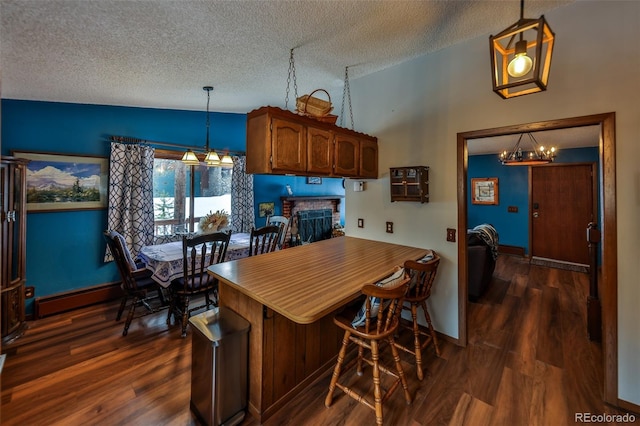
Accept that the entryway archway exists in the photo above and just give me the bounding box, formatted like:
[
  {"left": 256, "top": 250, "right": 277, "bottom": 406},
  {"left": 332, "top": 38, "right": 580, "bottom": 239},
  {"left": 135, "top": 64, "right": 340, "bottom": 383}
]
[{"left": 456, "top": 112, "right": 617, "bottom": 404}]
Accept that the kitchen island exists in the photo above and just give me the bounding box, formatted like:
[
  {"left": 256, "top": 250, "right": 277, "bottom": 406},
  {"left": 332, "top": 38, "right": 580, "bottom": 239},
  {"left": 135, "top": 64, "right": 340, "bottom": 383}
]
[{"left": 207, "top": 236, "right": 429, "bottom": 422}]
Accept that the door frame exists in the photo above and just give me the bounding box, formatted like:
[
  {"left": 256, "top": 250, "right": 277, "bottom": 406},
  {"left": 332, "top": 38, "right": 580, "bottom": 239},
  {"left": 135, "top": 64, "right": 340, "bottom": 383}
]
[
  {"left": 457, "top": 112, "right": 617, "bottom": 404},
  {"left": 529, "top": 162, "right": 598, "bottom": 264}
]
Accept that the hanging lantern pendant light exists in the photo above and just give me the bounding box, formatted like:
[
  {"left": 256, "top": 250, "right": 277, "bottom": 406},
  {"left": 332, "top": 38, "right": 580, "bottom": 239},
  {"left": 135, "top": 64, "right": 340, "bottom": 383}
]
[{"left": 489, "top": 0, "right": 555, "bottom": 99}]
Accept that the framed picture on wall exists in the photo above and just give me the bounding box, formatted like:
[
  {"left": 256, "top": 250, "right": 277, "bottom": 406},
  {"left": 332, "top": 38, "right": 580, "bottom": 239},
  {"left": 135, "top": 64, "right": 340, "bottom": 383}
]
[
  {"left": 12, "top": 151, "right": 108, "bottom": 212},
  {"left": 258, "top": 202, "right": 275, "bottom": 218},
  {"left": 471, "top": 177, "right": 499, "bottom": 205}
]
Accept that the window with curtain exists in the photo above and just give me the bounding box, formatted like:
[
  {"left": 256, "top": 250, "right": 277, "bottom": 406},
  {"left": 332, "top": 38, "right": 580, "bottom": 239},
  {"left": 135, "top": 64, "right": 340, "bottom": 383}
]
[{"left": 152, "top": 149, "right": 232, "bottom": 236}]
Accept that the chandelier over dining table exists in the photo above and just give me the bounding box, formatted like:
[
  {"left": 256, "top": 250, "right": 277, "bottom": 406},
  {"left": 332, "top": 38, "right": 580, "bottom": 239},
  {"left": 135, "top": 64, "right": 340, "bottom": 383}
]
[{"left": 181, "top": 86, "right": 234, "bottom": 168}]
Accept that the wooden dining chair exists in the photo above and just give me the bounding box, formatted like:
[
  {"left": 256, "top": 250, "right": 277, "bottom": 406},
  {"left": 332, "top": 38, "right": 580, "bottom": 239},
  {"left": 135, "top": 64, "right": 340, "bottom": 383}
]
[
  {"left": 103, "top": 230, "right": 161, "bottom": 336},
  {"left": 394, "top": 253, "right": 441, "bottom": 380},
  {"left": 267, "top": 215, "right": 290, "bottom": 249},
  {"left": 167, "top": 230, "right": 231, "bottom": 337},
  {"left": 248, "top": 224, "right": 282, "bottom": 256},
  {"left": 325, "top": 274, "right": 412, "bottom": 425}
]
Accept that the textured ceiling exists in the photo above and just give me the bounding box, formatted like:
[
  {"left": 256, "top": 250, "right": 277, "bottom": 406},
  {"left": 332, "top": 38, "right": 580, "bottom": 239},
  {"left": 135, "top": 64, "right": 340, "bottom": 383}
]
[{"left": 1, "top": 0, "right": 573, "bottom": 113}]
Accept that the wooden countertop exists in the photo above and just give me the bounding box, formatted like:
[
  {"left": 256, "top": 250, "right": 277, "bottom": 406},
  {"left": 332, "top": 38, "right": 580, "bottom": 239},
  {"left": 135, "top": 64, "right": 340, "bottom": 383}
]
[{"left": 207, "top": 236, "right": 429, "bottom": 324}]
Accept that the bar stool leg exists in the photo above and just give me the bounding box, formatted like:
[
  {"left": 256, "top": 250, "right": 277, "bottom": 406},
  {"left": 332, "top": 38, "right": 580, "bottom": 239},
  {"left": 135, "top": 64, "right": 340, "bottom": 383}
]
[
  {"left": 389, "top": 336, "right": 412, "bottom": 404},
  {"left": 325, "top": 330, "right": 351, "bottom": 407},
  {"left": 371, "top": 339, "right": 383, "bottom": 426},
  {"left": 421, "top": 300, "right": 440, "bottom": 357},
  {"left": 357, "top": 344, "right": 365, "bottom": 376},
  {"left": 409, "top": 303, "right": 424, "bottom": 381}
]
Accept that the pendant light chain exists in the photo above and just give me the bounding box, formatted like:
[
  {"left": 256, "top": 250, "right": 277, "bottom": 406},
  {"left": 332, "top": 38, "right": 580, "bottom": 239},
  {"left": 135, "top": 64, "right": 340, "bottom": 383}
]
[
  {"left": 340, "top": 66, "right": 354, "bottom": 129},
  {"left": 285, "top": 48, "right": 299, "bottom": 110},
  {"left": 205, "top": 87, "right": 211, "bottom": 149}
]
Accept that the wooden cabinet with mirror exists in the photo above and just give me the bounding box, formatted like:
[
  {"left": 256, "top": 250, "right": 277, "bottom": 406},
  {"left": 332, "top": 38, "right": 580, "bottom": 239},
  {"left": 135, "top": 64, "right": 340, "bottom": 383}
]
[
  {"left": 390, "top": 166, "right": 429, "bottom": 203},
  {"left": 1, "top": 156, "right": 29, "bottom": 343}
]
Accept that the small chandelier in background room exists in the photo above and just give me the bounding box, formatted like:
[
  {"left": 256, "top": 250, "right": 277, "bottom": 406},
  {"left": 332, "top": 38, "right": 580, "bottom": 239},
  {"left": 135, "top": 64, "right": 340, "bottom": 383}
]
[
  {"left": 499, "top": 132, "right": 557, "bottom": 166},
  {"left": 489, "top": 0, "right": 555, "bottom": 99},
  {"left": 181, "top": 86, "right": 221, "bottom": 166}
]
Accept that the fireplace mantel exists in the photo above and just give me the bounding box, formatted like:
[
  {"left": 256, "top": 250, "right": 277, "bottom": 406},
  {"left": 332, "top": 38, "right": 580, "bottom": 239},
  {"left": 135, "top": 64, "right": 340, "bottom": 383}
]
[{"left": 280, "top": 195, "right": 344, "bottom": 213}]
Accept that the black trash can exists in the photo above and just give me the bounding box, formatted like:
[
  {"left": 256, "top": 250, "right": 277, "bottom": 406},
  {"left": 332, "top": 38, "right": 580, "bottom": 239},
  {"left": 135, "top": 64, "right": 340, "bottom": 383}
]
[{"left": 189, "top": 307, "right": 250, "bottom": 426}]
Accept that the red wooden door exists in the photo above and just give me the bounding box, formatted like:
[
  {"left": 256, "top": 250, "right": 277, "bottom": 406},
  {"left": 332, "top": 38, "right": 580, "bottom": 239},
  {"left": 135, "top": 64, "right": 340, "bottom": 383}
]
[{"left": 531, "top": 164, "right": 596, "bottom": 265}]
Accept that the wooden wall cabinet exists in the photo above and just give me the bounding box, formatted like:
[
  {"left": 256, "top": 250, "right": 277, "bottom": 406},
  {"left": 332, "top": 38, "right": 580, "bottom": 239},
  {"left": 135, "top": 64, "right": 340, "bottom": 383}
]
[
  {"left": 359, "top": 138, "right": 379, "bottom": 179},
  {"left": 306, "top": 126, "right": 333, "bottom": 175},
  {"left": 390, "top": 166, "right": 429, "bottom": 203},
  {"left": 1, "top": 156, "right": 29, "bottom": 343},
  {"left": 333, "top": 133, "right": 359, "bottom": 177},
  {"left": 246, "top": 106, "right": 378, "bottom": 179},
  {"left": 270, "top": 117, "right": 306, "bottom": 173}
]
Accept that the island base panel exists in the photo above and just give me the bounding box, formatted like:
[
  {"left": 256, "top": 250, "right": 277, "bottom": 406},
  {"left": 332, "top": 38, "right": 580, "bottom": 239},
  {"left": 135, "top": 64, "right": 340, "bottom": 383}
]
[{"left": 219, "top": 282, "right": 342, "bottom": 423}]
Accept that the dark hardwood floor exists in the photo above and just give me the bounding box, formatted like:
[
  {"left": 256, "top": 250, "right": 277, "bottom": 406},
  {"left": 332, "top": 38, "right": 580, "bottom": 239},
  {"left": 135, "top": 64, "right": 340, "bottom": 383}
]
[{"left": 1, "top": 255, "right": 635, "bottom": 425}]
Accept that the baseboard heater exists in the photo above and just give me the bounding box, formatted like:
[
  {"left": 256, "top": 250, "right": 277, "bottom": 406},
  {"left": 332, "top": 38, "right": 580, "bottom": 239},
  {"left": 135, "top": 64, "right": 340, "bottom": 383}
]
[{"left": 34, "top": 281, "right": 123, "bottom": 318}]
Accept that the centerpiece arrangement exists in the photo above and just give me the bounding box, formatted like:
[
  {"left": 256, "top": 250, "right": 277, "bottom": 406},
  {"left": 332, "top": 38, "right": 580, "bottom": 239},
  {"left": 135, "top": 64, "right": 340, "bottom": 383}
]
[{"left": 198, "top": 209, "right": 229, "bottom": 234}]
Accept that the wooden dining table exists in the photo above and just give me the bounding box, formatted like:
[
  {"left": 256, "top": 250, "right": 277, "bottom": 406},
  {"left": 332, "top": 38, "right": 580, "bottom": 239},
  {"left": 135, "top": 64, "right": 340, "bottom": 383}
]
[
  {"left": 138, "top": 232, "right": 251, "bottom": 287},
  {"left": 206, "top": 236, "right": 430, "bottom": 423}
]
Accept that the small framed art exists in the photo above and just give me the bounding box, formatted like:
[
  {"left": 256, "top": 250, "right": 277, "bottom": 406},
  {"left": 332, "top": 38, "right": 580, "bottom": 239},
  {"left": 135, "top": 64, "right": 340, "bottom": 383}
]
[
  {"left": 471, "top": 177, "right": 499, "bottom": 205},
  {"left": 258, "top": 202, "right": 275, "bottom": 218},
  {"left": 306, "top": 176, "right": 322, "bottom": 185}
]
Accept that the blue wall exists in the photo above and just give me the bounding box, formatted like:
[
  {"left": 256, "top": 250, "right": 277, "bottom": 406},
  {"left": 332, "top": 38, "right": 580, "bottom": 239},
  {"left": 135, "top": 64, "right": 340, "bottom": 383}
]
[
  {"left": 468, "top": 146, "right": 599, "bottom": 254},
  {"left": 1, "top": 99, "right": 344, "bottom": 314}
]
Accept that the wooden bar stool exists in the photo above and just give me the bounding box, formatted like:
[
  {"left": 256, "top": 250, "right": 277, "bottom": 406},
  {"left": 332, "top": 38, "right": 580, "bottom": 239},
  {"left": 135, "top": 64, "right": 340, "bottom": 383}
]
[
  {"left": 394, "top": 254, "right": 441, "bottom": 380},
  {"left": 325, "top": 275, "right": 412, "bottom": 425}
]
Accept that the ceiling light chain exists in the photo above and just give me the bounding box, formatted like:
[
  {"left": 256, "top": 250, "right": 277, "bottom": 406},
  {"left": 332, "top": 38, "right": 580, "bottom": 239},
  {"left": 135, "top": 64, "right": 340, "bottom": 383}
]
[
  {"left": 340, "top": 66, "right": 354, "bottom": 130},
  {"left": 285, "top": 48, "right": 299, "bottom": 110},
  {"left": 203, "top": 86, "right": 221, "bottom": 167}
]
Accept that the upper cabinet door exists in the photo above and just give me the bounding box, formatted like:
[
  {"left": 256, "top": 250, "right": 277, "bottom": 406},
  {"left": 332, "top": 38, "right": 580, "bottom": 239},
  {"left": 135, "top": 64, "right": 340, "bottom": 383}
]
[
  {"left": 333, "top": 133, "right": 359, "bottom": 177},
  {"left": 271, "top": 117, "right": 306, "bottom": 173},
  {"left": 359, "top": 138, "right": 378, "bottom": 179},
  {"left": 306, "top": 127, "right": 333, "bottom": 175}
]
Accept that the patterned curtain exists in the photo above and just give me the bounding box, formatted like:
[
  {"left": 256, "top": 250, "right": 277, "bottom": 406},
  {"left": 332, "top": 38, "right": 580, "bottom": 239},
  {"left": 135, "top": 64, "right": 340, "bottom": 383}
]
[
  {"left": 105, "top": 142, "right": 155, "bottom": 261},
  {"left": 230, "top": 156, "right": 255, "bottom": 233}
]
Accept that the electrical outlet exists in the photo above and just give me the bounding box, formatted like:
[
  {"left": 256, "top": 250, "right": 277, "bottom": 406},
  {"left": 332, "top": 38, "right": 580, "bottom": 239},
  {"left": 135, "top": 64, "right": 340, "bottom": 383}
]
[
  {"left": 358, "top": 218, "right": 364, "bottom": 228},
  {"left": 25, "top": 286, "right": 35, "bottom": 299},
  {"left": 446, "top": 228, "right": 456, "bottom": 242},
  {"left": 386, "top": 222, "right": 393, "bottom": 233}
]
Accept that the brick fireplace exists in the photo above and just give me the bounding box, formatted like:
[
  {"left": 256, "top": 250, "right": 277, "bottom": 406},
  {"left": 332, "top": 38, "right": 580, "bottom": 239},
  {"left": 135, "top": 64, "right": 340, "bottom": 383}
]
[{"left": 280, "top": 196, "right": 344, "bottom": 243}]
